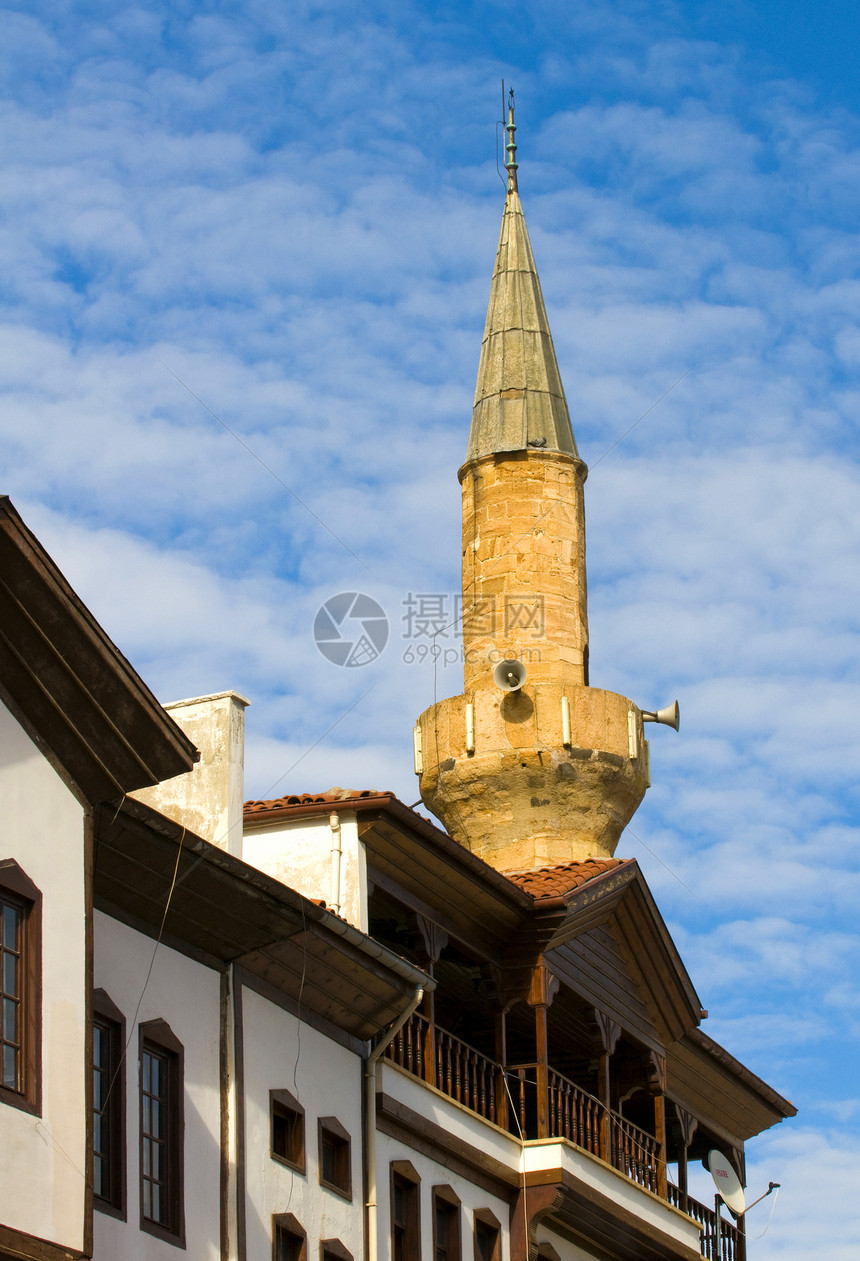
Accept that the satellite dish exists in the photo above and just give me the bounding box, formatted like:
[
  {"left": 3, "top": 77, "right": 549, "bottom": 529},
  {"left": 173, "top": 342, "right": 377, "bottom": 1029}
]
[{"left": 707, "top": 1149, "right": 746, "bottom": 1216}]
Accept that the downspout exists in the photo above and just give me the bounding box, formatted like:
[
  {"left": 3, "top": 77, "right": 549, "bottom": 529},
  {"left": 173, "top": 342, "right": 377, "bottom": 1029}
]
[
  {"left": 329, "top": 812, "right": 343, "bottom": 916},
  {"left": 365, "top": 986, "right": 424, "bottom": 1261}
]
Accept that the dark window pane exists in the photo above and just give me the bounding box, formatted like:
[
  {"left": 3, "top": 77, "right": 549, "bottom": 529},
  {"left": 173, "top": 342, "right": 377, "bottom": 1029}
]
[
  {"left": 2, "top": 903, "right": 18, "bottom": 950},
  {"left": 3, "top": 1042, "right": 17, "bottom": 1089},
  {"left": 3, "top": 996, "right": 17, "bottom": 1042},
  {"left": 3, "top": 950, "right": 17, "bottom": 994}
]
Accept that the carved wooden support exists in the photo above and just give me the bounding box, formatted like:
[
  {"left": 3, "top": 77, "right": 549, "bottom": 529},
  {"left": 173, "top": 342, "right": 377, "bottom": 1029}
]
[
  {"left": 646, "top": 1050, "right": 667, "bottom": 1095},
  {"left": 527, "top": 965, "right": 558, "bottom": 1139},
  {"left": 509, "top": 1184, "right": 565, "bottom": 1261},
  {"left": 673, "top": 1104, "right": 698, "bottom": 1205},
  {"left": 645, "top": 1051, "right": 668, "bottom": 1198},
  {"left": 594, "top": 1010, "right": 621, "bottom": 1056},
  {"left": 594, "top": 1010, "right": 620, "bottom": 1163},
  {"left": 416, "top": 915, "right": 448, "bottom": 963},
  {"left": 527, "top": 963, "right": 560, "bottom": 1009},
  {"left": 415, "top": 917, "right": 446, "bottom": 1089}
]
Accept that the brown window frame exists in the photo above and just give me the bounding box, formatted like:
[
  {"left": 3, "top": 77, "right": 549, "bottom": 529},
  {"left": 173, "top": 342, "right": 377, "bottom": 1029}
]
[
  {"left": 391, "top": 1160, "right": 421, "bottom": 1261},
  {"left": 473, "top": 1210, "right": 501, "bottom": 1261},
  {"left": 273, "top": 1212, "right": 306, "bottom": 1261},
  {"left": 93, "top": 989, "right": 126, "bottom": 1218},
  {"left": 0, "top": 859, "right": 41, "bottom": 1116},
  {"left": 139, "top": 1019, "right": 185, "bottom": 1247},
  {"left": 433, "top": 1186, "right": 461, "bottom": 1261},
  {"left": 320, "top": 1240, "right": 353, "bottom": 1261},
  {"left": 318, "top": 1115, "right": 352, "bottom": 1199},
  {"left": 271, "top": 1087, "right": 306, "bottom": 1172}
]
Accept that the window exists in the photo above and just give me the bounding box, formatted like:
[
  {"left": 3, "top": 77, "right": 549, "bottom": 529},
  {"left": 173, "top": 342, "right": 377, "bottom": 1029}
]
[
  {"left": 433, "top": 1187, "right": 461, "bottom": 1261},
  {"left": 0, "top": 859, "right": 41, "bottom": 1114},
  {"left": 318, "top": 1116, "right": 351, "bottom": 1198},
  {"left": 391, "top": 1162, "right": 421, "bottom": 1261},
  {"left": 93, "top": 989, "right": 126, "bottom": 1217},
  {"left": 139, "top": 1019, "right": 184, "bottom": 1245},
  {"left": 473, "top": 1211, "right": 501, "bottom": 1261},
  {"left": 320, "top": 1241, "right": 353, "bottom": 1261},
  {"left": 271, "top": 1088, "right": 305, "bottom": 1172},
  {"left": 273, "top": 1213, "right": 306, "bottom": 1261}
]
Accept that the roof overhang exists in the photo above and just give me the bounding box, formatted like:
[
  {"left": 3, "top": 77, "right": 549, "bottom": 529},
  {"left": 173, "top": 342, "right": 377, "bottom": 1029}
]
[
  {"left": 96, "top": 797, "right": 432, "bottom": 1043},
  {"left": 245, "top": 792, "right": 532, "bottom": 958},
  {"left": 0, "top": 498, "right": 198, "bottom": 804},
  {"left": 667, "top": 1028, "right": 796, "bottom": 1146}
]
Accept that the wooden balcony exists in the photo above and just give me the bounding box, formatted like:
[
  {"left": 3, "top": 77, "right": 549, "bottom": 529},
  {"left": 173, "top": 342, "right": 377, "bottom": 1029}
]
[
  {"left": 667, "top": 1185, "right": 742, "bottom": 1261},
  {"left": 387, "top": 1013, "right": 659, "bottom": 1187},
  {"left": 385, "top": 1012, "right": 741, "bottom": 1261}
]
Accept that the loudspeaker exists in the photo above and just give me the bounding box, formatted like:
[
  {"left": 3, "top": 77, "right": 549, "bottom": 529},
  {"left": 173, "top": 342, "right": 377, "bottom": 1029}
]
[
  {"left": 641, "top": 700, "right": 680, "bottom": 731},
  {"left": 493, "top": 659, "right": 527, "bottom": 692}
]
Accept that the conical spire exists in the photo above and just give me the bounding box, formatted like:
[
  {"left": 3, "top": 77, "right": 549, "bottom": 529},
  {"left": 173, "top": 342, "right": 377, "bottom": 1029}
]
[{"left": 465, "top": 95, "right": 579, "bottom": 465}]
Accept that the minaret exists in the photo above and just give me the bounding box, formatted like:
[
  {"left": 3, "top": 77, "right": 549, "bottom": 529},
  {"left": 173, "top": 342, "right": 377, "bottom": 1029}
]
[{"left": 414, "top": 94, "right": 650, "bottom": 872}]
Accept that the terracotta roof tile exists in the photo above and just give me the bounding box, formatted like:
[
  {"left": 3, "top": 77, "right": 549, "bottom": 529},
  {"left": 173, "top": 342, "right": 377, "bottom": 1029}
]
[
  {"left": 243, "top": 791, "right": 629, "bottom": 907},
  {"left": 244, "top": 787, "right": 390, "bottom": 814},
  {"left": 504, "top": 857, "right": 626, "bottom": 899}
]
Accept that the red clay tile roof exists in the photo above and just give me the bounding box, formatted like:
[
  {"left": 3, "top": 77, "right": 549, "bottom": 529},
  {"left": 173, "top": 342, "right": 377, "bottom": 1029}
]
[
  {"left": 504, "top": 857, "right": 627, "bottom": 899},
  {"left": 244, "top": 787, "right": 391, "bottom": 813},
  {"left": 243, "top": 790, "right": 631, "bottom": 905}
]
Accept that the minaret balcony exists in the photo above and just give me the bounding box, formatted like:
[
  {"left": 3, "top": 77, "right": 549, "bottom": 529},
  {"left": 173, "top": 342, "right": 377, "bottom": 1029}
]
[{"left": 416, "top": 682, "right": 649, "bottom": 866}]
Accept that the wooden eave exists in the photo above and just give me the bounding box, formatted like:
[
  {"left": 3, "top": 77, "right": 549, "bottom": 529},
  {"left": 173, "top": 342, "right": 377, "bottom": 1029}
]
[
  {"left": 95, "top": 798, "right": 431, "bottom": 1043},
  {"left": 0, "top": 498, "right": 198, "bottom": 804},
  {"left": 537, "top": 863, "right": 702, "bottom": 1047},
  {"left": 245, "top": 795, "right": 532, "bottom": 958},
  {"left": 666, "top": 1028, "right": 796, "bottom": 1146}
]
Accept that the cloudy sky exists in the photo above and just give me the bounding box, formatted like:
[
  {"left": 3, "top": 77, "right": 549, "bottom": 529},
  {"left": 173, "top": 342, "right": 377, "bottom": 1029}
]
[{"left": 2, "top": 1, "right": 859, "bottom": 1254}]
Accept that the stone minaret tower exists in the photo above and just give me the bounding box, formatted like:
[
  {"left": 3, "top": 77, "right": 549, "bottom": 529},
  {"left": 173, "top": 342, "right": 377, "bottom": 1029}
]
[{"left": 415, "top": 96, "right": 651, "bottom": 872}]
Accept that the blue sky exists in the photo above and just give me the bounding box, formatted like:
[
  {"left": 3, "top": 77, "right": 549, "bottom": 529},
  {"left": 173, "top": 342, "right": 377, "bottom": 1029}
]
[{"left": 2, "top": 2, "right": 859, "bottom": 1254}]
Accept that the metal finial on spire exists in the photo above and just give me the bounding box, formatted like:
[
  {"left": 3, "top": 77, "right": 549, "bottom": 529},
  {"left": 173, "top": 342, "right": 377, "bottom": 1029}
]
[{"left": 505, "top": 87, "right": 518, "bottom": 192}]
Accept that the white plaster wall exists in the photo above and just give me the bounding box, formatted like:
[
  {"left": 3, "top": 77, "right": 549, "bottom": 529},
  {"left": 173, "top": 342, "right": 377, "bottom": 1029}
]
[
  {"left": 242, "top": 984, "right": 365, "bottom": 1261},
  {"left": 375, "top": 1125, "right": 512, "bottom": 1261},
  {"left": 242, "top": 813, "right": 368, "bottom": 931},
  {"left": 0, "top": 702, "right": 88, "bottom": 1252},
  {"left": 377, "top": 1061, "right": 518, "bottom": 1261},
  {"left": 92, "top": 912, "right": 223, "bottom": 1261}
]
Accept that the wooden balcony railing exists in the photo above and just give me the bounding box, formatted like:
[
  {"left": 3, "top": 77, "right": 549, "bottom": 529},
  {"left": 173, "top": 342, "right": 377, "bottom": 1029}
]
[
  {"left": 385, "top": 1015, "right": 660, "bottom": 1197},
  {"left": 386, "top": 1008, "right": 428, "bottom": 1078},
  {"left": 507, "top": 1061, "right": 660, "bottom": 1194},
  {"left": 386, "top": 1015, "right": 742, "bottom": 1260},
  {"left": 386, "top": 1013, "right": 502, "bottom": 1126},
  {"left": 667, "top": 1184, "right": 742, "bottom": 1261}
]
